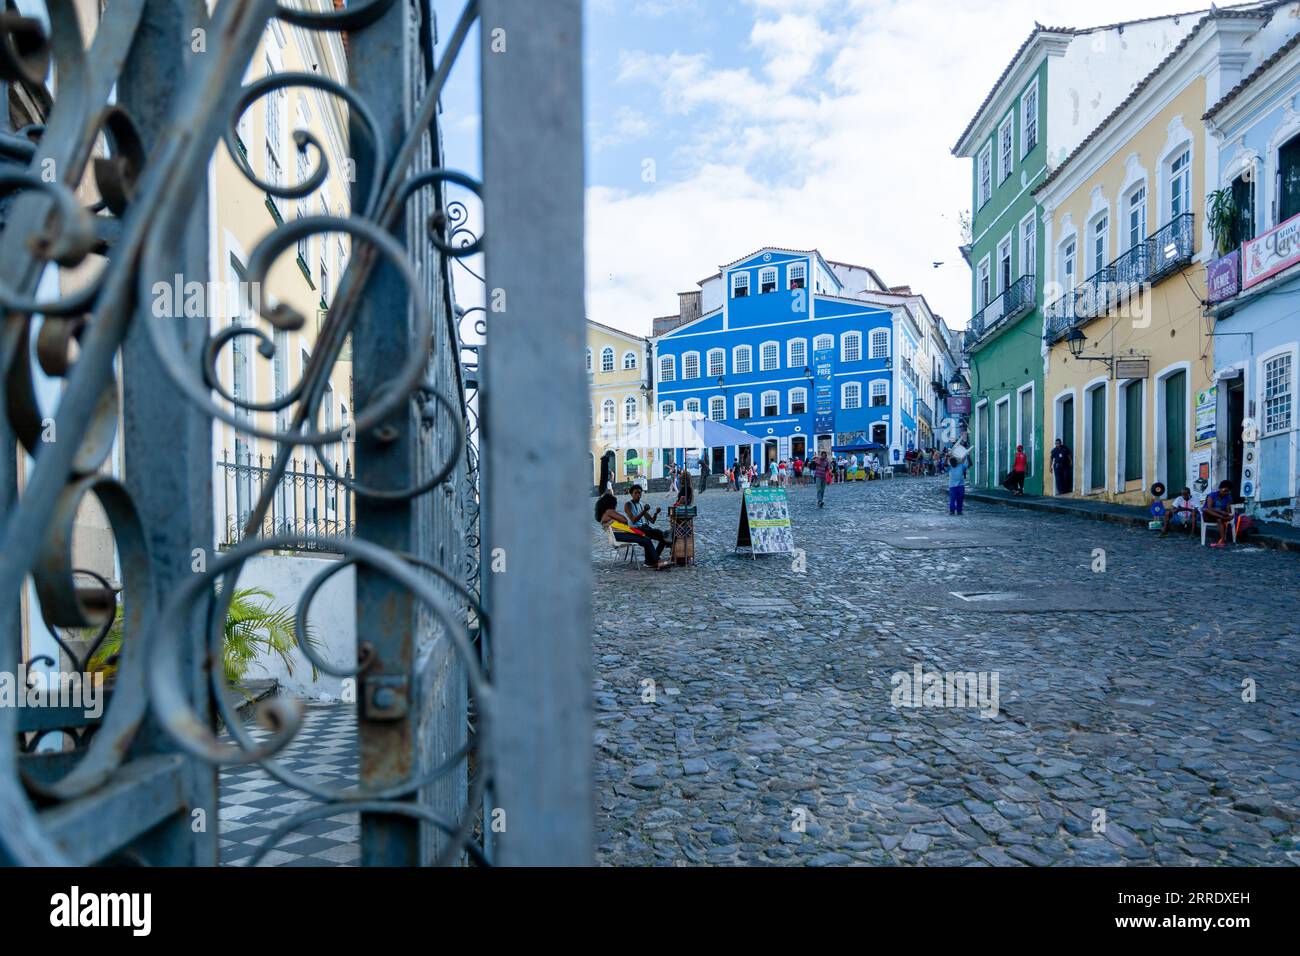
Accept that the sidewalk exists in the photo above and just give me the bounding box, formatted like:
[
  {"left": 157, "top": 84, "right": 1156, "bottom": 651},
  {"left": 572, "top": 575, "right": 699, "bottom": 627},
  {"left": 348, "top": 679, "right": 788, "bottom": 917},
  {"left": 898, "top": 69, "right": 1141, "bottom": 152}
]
[{"left": 965, "top": 487, "right": 1300, "bottom": 552}]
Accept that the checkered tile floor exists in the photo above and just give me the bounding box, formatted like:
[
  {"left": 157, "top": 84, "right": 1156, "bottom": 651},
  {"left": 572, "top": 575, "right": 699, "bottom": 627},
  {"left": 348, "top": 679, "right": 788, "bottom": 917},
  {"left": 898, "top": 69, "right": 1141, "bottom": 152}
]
[{"left": 219, "top": 702, "right": 360, "bottom": 867}]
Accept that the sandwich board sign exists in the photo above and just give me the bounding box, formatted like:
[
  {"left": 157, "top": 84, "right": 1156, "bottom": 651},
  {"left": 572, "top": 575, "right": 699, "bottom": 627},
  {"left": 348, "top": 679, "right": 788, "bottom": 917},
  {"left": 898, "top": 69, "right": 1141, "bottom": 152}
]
[{"left": 736, "top": 487, "right": 794, "bottom": 557}]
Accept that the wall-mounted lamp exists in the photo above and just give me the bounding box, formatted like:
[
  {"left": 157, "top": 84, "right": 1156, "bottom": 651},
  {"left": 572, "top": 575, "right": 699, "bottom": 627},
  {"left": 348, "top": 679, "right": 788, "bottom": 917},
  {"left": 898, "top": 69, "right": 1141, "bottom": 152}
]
[{"left": 1065, "top": 327, "right": 1113, "bottom": 371}]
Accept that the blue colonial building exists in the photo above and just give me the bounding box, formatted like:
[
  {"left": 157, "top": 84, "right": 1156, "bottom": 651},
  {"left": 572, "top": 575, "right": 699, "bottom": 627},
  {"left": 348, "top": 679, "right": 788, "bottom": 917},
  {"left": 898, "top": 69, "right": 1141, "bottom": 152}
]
[
  {"left": 650, "top": 247, "right": 930, "bottom": 476},
  {"left": 1204, "top": 37, "right": 1300, "bottom": 525}
]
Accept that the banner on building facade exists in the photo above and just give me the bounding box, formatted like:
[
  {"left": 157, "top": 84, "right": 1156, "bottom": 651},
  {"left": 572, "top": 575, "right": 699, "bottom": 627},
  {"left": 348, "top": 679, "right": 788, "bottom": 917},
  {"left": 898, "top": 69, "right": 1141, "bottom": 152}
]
[
  {"left": 946, "top": 395, "right": 971, "bottom": 415},
  {"left": 1243, "top": 212, "right": 1300, "bottom": 289},
  {"left": 1195, "top": 385, "right": 1216, "bottom": 445},
  {"left": 813, "top": 347, "right": 835, "bottom": 435},
  {"left": 735, "top": 487, "right": 794, "bottom": 557}
]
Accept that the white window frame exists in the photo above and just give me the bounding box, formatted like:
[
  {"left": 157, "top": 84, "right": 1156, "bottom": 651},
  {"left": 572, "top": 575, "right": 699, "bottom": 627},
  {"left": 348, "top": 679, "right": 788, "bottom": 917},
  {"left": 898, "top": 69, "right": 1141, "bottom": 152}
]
[
  {"left": 707, "top": 348, "right": 725, "bottom": 378},
  {"left": 659, "top": 355, "right": 675, "bottom": 382},
  {"left": 623, "top": 350, "right": 638, "bottom": 371},
  {"left": 1021, "top": 77, "right": 1038, "bottom": 158},
  {"left": 732, "top": 344, "right": 752, "bottom": 374},
  {"left": 976, "top": 256, "right": 991, "bottom": 308},
  {"left": 759, "top": 340, "right": 780, "bottom": 372},
  {"left": 659, "top": 400, "right": 676, "bottom": 418},
  {"left": 998, "top": 113, "right": 1014, "bottom": 183},
  {"left": 735, "top": 393, "right": 753, "bottom": 419},
  {"left": 1020, "top": 212, "right": 1036, "bottom": 278},
  {"left": 601, "top": 398, "right": 615, "bottom": 425},
  {"left": 1260, "top": 345, "right": 1296, "bottom": 438},
  {"left": 709, "top": 395, "right": 726, "bottom": 422},
  {"left": 977, "top": 141, "right": 993, "bottom": 207},
  {"left": 841, "top": 382, "right": 862, "bottom": 410},
  {"left": 870, "top": 328, "right": 889, "bottom": 360},
  {"left": 788, "top": 262, "right": 807, "bottom": 289},
  {"left": 1060, "top": 237, "right": 1077, "bottom": 291},
  {"left": 600, "top": 346, "right": 615, "bottom": 373},
  {"left": 813, "top": 333, "right": 834, "bottom": 353},
  {"left": 760, "top": 390, "right": 780, "bottom": 417},
  {"left": 787, "top": 338, "right": 807, "bottom": 370},
  {"left": 684, "top": 398, "right": 701, "bottom": 414},
  {"left": 682, "top": 351, "right": 700, "bottom": 379},
  {"left": 841, "top": 331, "right": 862, "bottom": 363},
  {"left": 789, "top": 387, "right": 808, "bottom": 414},
  {"left": 624, "top": 396, "right": 639, "bottom": 424},
  {"left": 1126, "top": 184, "right": 1147, "bottom": 251},
  {"left": 1090, "top": 212, "right": 1109, "bottom": 275},
  {"left": 1115, "top": 376, "right": 1144, "bottom": 490},
  {"left": 869, "top": 379, "right": 888, "bottom": 407},
  {"left": 1167, "top": 146, "right": 1192, "bottom": 221},
  {"left": 996, "top": 234, "right": 1013, "bottom": 293},
  {"left": 731, "top": 271, "right": 749, "bottom": 298},
  {"left": 758, "top": 267, "right": 778, "bottom": 294}
]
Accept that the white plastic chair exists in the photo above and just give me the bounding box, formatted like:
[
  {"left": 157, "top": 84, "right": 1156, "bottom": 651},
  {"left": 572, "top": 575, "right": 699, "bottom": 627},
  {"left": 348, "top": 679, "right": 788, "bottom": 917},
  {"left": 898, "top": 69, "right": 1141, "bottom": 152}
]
[
  {"left": 1199, "top": 505, "right": 1241, "bottom": 546},
  {"left": 606, "top": 524, "right": 636, "bottom": 564}
]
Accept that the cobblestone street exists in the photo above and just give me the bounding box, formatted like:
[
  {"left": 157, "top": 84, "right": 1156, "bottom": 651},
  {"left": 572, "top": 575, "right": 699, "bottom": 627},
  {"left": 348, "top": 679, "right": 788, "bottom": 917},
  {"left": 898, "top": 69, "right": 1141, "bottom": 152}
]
[{"left": 591, "top": 476, "right": 1300, "bottom": 866}]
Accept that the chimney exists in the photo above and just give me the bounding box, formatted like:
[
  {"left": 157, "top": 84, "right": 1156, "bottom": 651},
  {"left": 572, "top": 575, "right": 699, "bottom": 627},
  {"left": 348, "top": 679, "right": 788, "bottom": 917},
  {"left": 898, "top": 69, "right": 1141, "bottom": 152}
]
[
  {"left": 653, "top": 314, "right": 685, "bottom": 336},
  {"left": 678, "top": 290, "right": 701, "bottom": 324},
  {"left": 888, "top": 285, "right": 912, "bottom": 295}
]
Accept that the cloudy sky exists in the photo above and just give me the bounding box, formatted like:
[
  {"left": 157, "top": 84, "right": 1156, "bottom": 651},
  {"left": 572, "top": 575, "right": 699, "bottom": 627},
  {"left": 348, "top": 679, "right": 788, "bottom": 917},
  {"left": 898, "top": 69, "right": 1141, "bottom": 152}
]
[{"left": 434, "top": 0, "right": 1207, "bottom": 335}]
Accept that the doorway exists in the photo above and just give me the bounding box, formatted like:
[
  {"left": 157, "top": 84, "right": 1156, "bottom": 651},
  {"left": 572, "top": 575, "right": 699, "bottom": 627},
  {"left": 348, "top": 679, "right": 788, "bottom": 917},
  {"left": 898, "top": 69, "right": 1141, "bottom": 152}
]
[
  {"left": 1163, "top": 369, "right": 1187, "bottom": 488},
  {"left": 711, "top": 446, "right": 726, "bottom": 475},
  {"left": 764, "top": 439, "right": 779, "bottom": 466},
  {"left": 1059, "top": 395, "right": 1074, "bottom": 494},
  {"left": 1088, "top": 385, "right": 1106, "bottom": 491},
  {"left": 871, "top": 423, "right": 887, "bottom": 445},
  {"left": 1225, "top": 376, "right": 1244, "bottom": 493},
  {"left": 791, "top": 436, "right": 806, "bottom": 460}
]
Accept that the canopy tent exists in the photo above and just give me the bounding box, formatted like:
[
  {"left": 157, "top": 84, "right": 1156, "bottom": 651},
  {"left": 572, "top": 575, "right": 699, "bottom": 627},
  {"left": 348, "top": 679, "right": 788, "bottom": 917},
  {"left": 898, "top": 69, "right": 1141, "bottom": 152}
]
[
  {"left": 612, "top": 410, "right": 758, "bottom": 451},
  {"left": 831, "top": 442, "right": 887, "bottom": 454}
]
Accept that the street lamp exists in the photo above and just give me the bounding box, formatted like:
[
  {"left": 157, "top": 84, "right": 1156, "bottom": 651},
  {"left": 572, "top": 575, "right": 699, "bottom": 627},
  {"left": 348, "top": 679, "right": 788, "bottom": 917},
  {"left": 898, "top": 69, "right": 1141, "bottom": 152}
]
[
  {"left": 1065, "top": 327, "right": 1114, "bottom": 371},
  {"left": 717, "top": 375, "right": 727, "bottom": 393}
]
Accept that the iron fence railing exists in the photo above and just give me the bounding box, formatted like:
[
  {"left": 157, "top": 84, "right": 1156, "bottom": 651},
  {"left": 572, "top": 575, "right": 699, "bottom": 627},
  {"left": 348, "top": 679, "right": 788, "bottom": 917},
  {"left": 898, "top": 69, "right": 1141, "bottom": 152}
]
[
  {"left": 1045, "top": 213, "right": 1194, "bottom": 343},
  {"left": 966, "top": 273, "right": 1034, "bottom": 346},
  {"left": 217, "top": 449, "right": 353, "bottom": 551}
]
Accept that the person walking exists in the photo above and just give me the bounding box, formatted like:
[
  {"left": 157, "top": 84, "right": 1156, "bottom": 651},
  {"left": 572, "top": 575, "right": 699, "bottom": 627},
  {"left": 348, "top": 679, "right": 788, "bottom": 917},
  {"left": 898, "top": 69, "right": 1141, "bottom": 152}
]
[
  {"left": 813, "top": 450, "right": 832, "bottom": 508},
  {"left": 1050, "top": 438, "right": 1072, "bottom": 495},
  {"left": 698, "top": 455, "right": 709, "bottom": 494},
  {"left": 948, "top": 452, "right": 969, "bottom": 515}
]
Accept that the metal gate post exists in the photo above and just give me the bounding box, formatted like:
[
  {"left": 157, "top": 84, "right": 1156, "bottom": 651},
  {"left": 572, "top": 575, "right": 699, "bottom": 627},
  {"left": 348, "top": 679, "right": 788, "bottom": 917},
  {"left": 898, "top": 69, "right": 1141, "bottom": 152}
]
[
  {"left": 116, "top": 0, "right": 218, "bottom": 866},
  {"left": 479, "top": 0, "right": 593, "bottom": 865}
]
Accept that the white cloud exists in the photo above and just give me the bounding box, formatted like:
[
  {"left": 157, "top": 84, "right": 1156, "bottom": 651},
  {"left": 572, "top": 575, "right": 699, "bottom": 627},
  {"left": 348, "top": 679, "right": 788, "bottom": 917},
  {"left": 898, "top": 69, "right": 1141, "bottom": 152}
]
[{"left": 588, "top": 0, "right": 1205, "bottom": 335}]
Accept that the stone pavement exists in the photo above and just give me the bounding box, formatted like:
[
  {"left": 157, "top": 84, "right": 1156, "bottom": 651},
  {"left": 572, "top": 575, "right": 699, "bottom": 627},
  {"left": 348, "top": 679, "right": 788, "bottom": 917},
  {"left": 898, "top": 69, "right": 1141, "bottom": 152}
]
[{"left": 591, "top": 476, "right": 1300, "bottom": 865}]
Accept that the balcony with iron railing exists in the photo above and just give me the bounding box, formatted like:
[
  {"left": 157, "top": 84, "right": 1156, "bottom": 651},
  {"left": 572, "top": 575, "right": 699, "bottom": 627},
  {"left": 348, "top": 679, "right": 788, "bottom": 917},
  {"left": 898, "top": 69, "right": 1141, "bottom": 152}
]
[
  {"left": 1044, "top": 212, "right": 1194, "bottom": 343},
  {"left": 965, "top": 273, "right": 1035, "bottom": 349}
]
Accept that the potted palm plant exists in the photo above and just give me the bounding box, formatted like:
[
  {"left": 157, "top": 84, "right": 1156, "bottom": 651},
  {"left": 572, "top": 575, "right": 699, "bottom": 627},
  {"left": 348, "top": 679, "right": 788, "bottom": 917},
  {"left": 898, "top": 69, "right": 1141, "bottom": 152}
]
[{"left": 87, "top": 585, "right": 319, "bottom": 695}]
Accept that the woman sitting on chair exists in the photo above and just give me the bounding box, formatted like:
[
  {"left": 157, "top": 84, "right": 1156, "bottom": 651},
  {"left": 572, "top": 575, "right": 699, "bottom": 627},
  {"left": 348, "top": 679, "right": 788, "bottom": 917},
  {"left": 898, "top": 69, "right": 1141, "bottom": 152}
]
[{"left": 596, "top": 492, "right": 670, "bottom": 569}]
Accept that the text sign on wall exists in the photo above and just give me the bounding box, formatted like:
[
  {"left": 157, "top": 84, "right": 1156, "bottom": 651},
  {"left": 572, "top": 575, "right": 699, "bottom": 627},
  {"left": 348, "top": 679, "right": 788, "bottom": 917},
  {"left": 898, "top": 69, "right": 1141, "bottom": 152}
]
[
  {"left": 1243, "top": 211, "right": 1300, "bottom": 289},
  {"left": 1206, "top": 249, "right": 1240, "bottom": 303},
  {"left": 946, "top": 395, "right": 971, "bottom": 415}
]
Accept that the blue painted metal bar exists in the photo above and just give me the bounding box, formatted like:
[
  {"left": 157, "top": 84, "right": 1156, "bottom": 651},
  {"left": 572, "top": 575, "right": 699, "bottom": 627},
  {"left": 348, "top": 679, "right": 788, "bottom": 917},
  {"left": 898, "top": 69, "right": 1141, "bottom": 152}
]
[{"left": 479, "top": 0, "right": 593, "bottom": 865}]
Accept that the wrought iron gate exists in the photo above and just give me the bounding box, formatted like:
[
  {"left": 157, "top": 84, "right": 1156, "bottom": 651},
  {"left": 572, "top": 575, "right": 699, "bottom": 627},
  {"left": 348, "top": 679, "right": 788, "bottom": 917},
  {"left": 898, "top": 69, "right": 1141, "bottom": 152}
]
[{"left": 0, "top": 0, "right": 590, "bottom": 866}]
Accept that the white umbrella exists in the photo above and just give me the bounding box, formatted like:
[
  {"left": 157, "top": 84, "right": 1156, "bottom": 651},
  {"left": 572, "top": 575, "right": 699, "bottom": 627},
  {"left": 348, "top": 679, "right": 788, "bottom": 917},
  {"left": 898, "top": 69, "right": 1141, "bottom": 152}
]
[{"left": 612, "top": 410, "right": 758, "bottom": 450}]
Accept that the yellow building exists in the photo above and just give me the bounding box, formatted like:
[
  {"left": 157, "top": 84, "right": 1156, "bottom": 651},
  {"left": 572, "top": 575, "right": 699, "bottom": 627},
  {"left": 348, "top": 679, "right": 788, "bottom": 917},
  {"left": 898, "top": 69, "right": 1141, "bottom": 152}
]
[
  {"left": 208, "top": 14, "right": 354, "bottom": 541},
  {"left": 1035, "top": 10, "right": 1300, "bottom": 505},
  {"left": 1036, "top": 42, "right": 1208, "bottom": 503},
  {"left": 587, "top": 320, "right": 653, "bottom": 485}
]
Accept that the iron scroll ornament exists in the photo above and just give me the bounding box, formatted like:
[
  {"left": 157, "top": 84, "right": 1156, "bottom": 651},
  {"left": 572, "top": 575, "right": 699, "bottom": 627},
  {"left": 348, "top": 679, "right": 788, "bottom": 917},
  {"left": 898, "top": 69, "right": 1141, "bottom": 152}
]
[{"left": 0, "top": 0, "right": 488, "bottom": 866}]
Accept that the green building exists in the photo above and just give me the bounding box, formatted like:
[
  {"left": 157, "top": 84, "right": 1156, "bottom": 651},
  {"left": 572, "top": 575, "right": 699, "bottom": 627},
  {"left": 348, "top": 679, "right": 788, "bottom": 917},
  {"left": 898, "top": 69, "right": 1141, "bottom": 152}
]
[{"left": 952, "top": 15, "right": 1202, "bottom": 493}]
